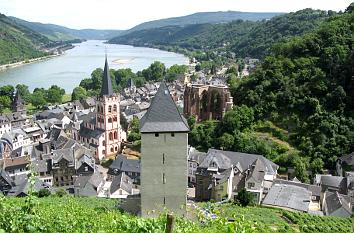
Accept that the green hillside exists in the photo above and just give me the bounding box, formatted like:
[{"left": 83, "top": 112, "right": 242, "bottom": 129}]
[
  {"left": 109, "top": 9, "right": 331, "bottom": 59},
  {"left": 10, "top": 17, "right": 123, "bottom": 40},
  {"left": 0, "top": 197, "right": 352, "bottom": 233},
  {"left": 232, "top": 6, "right": 354, "bottom": 172},
  {"left": 0, "top": 13, "right": 49, "bottom": 65},
  {"left": 126, "top": 11, "right": 283, "bottom": 33}
]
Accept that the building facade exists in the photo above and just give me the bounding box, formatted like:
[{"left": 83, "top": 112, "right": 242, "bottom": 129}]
[
  {"left": 140, "top": 82, "right": 189, "bottom": 217},
  {"left": 184, "top": 84, "right": 233, "bottom": 122}
]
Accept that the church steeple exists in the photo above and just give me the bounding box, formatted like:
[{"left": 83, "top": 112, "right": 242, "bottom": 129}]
[
  {"left": 12, "top": 89, "right": 25, "bottom": 114},
  {"left": 100, "top": 55, "right": 114, "bottom": 97}
]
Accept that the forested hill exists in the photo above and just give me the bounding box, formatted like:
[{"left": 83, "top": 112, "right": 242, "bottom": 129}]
[
  {"left": 10, "top": 17, "right": 123, "bottom": 41},
  {"left": 126, "top": 11, "right": 282, "bottom": 33},
  {"left": 233, "top": 5, "right": 354, "bottom": 172},
  {"left": 109, "top": 9, "right": 332, "bottom": 59},
  {"left": 0, "top": 13, "right": 49, "bottom": 65}
]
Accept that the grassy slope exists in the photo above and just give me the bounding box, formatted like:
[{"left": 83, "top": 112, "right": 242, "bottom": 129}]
[
  {"left": 0, "top": 14, "right": 49, "bottom": 65},
  {"left": 0, "top": 197, "right": 352, "bottom": 233}
]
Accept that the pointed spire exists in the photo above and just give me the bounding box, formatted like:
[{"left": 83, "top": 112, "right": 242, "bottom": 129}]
[
  {"left": 100, "top": 55, "right": 114, "bottom": 97},
  {"left": 140, "top": 82, "right": 189, "bottom": 133}
]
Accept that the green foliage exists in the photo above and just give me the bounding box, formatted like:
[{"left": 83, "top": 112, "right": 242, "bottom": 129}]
[
  {"left": 30, "top": 90, "right": 46, "bottom": 109},
  {"left": 142, "top": 61, "right": 166, "bottom": 82},
  {"left": 127, "top": 117, "right": 141, "bottom": 143},
  {"left": 36, "top": 189, "right": 51, "bottom": 198},
  {"left": 233, "top": 9, "right": 354, "bottom": 169},
  {"left": 235, "top": 188, "right": 253, "bottom": 207},
  {"left": 219, "top": 105, "right": 255, "bottom": 134},
  {"left": 16, "top": 84, "right": 31, "bottom": 103},
  {"left": 71, "top": 86, "right": 87, "bottom": 101},
  {"left": 0, "top": 13, "right": 49, "bottom": 65},
  {"left": 46, "top": 85, "right": 65, "bottom": 104}
]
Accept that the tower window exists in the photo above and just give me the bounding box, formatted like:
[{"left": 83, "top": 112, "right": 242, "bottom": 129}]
[
  {"left": 162, "top": 153, "right": 165, "bottom": 164},
  {"left": 163, "top": 197, "right": 166, "bottom": 205},
  {"left": 162, "top": 173, "right": 166, "bottom": 184},
  {"left": 155, "top": 133, "right": 159, "bottom": 137},
  {"left": 171, "top": 133, "right": 175, "bottom": 137}
]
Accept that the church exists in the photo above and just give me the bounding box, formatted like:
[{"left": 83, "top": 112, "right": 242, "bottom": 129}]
[{"left": 72, "top": 56, "right": 125, "bottom": 161}]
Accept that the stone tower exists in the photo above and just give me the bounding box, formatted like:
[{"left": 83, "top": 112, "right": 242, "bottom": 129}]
[
  {"left": 96, "top": 56, "right": 121, "bottom": 158},
  {"left": 140, "top": 82, "right": 189, "bottom": 217},
  {"left": 12, "top": 90, "right": 26, "bottom": 114}
]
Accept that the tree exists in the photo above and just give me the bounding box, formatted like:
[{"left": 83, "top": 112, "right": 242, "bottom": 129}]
[
  {"left": 219, "top": 105, "right": 255, "bottom": 134},
  {"left": 30, "top": 91, "right": 46, "bottom": 109},
  {"left": 71, "top": 87, "right": 87, "bottom": 101},
  {"left": 142, "top": 61, "right": 166, "bottom": 81},
  {"left": 218, "top": 133, "right": 235, "bottom": 151},
  {"left": 37, "top": 188, "right": 51, "bottom": 197},
  {"left": 235, "top": 188, "right": 253, "bottom": 207},
  {"left": 46, "top": 85, "right": 65, "bottom": 104},
  {"left": 15, "top": 84, "right": 31, "bottom": 103},
  {"left": 0, "top": 96, "right": 11, "bottom": 112}
]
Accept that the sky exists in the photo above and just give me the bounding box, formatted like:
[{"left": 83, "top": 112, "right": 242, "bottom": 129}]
[{"left": 0, "top": 0, "right": 352, "bottom": 30}]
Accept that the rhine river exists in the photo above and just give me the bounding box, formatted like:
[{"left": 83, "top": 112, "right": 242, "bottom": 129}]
[{"left": 0, "top": 40, "right": 189, "bottom": 92}]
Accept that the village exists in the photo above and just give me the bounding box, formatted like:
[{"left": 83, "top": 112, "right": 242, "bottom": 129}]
[{"left": 0, "top": 57, "right": 353, "bottom": 219}]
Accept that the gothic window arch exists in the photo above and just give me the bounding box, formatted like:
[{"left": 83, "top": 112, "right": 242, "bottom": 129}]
[
  {"left": 113, "top": 104, "right": 117, "bottom": 112},
  {"left": 114, "top": 131, "right": 117, "bottom": 139},
  {"left": 108, "top": 117, "right": 113, "bottom": 123},
  {"left": 109, "top": 132, "right": 113, "bottom": 140},
  {"left": 108, "top": 105, "right": 112, "bottom": 113},
  {"left": 113, "top": 116, "right": 117, "bottom": 122},
  {"left": 110, "top": 147, "right": 114, "bottom": 152}
]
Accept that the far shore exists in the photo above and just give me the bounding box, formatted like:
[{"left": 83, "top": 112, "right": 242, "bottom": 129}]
[{"left": 0, "top": 53, "right": 64, "bottom": 71}]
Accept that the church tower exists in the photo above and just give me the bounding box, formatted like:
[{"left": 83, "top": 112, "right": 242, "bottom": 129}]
[
  {"left": 140, "top": 82, "right": 189, "bottom": 217},
  {"left": 96, "top": 56, "right": 121, "bottom": 159},
  {"left": 12, "top": 90, "right": 26, "bottom": 114}
]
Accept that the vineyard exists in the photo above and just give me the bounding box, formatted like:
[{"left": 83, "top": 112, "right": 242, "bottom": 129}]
[{"left": 0, "top": 196, "right": 353, "bottom": 233}]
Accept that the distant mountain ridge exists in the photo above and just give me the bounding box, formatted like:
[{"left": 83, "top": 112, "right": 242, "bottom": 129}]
[
  {"left": 126, "top": 11, "right": 283, "bottom": 33},
  {"left": 109, "top": 9, "right": 332, "bottom": 59},
  {"left": 10, "top": 17, "right": 124, "bottom": 40}
]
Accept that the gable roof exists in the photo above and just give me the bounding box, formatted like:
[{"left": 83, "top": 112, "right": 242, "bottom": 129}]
[
  {"left": 100, "top": 56, "right": 114, "bottom": 97},
  {"left": 324, "top": 191, "right": 352, "bottom": 216},
  {"left": 110, "top": 172, "right": 133, "bottom": 194},
  {"left": 140, "top": 82, "right": 189, "bottom": 133},
  {"left": 108, "top": 155, "right": 140, "bottom": 175}
]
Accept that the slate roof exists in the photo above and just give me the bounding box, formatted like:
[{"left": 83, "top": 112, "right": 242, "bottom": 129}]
[
  {"left": 0, "top": 169, "right": 15, "bottom": 186},
  {"left": 52, "top": 148, "right": 74, "bottom": 164},
  {"left": 320, "top": 176, "right": 347, "bottom": 194},
  {"left": 199, "top": 149, "right": 278, "bottom": 175},
  {"left": 32, "top": 159, "right": 49, "bottom": 173},
  {"left": 140, "top": 82, "right": 189, "bottom": 133},
  {"left": 79, "top": 127, "right": 104, "bottom": 139},
  {"left": 324, "top": 191, "right": 352, "bottom": 216},
  {"left": 108, "top": 155, "right": 140, "bottom": 175},
  {"left": 262, "top": 183, "right": 311, "bottom": 212},
  {"left": 74, "top": 173, "right": 103, "bottom": 196},
  {"left": 274, "top": 179, "right": 321, "bottom": 197},
  {"left": 8, "top": 177, "right": 50, "bottom": 197},
  {"left": 100, "top": 56, "right": 114, "bottom": 97},
  {"left": 110, "top": 172, "right": 133, "bottom": 194}
]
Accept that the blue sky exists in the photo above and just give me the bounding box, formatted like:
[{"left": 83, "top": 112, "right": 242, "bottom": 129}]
[{"left": 0, "top": 0, "right": 352, "bottom": 29}]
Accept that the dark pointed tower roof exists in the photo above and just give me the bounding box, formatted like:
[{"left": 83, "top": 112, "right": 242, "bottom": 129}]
[
  {"left": 100, "top": 56, "right": 114, "bottom": 97},
  {"left": 140, "top": 82, "right": 189, "bottom": 133}
]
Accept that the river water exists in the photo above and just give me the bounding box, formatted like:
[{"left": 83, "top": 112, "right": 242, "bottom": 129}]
[{"left": 0, "top": 40, "right": 188, "bottom": 92}]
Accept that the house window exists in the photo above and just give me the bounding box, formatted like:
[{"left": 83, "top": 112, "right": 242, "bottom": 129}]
[
  {"left": 84, "top": 166, "right": 88, "bottom": 172},
  {"left": 247, "top": 182, "right": 255, "bottom": 189},
  {"left": 155, "top": 133, "right": 159, "bottom": 137},
  {"left": 171, "top": 133, "right": 175, "bottom": 137}
]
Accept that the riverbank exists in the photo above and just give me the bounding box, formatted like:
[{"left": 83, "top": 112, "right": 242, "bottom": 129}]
[{"left": 0, "top": 53, "right": 64, "bottom": 71}]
